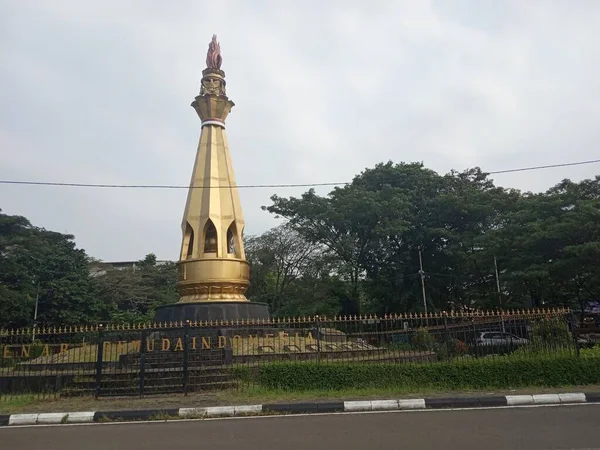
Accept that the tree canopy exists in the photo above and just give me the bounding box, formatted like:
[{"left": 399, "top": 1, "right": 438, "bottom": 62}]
[
  {"left": 0, "top": 209, "right": 177, "bottom": 328},
  {"left": 263, "top": 162, "right": 600, "bottom": 316},
  {"left": 1, "top": 162, "right": 598, "bottom": 326}
]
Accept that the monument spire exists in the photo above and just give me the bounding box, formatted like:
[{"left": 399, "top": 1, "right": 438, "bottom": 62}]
[{"left": 174, "top": 35, "right": 250, "bottom": 305}]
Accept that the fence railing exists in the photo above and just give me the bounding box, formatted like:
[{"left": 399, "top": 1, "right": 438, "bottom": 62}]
[{"left": 0, "top": 308, "right": 584, "bottom": 400}]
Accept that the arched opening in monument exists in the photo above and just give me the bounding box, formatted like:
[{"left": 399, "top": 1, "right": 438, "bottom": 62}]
[
  {"left": 227, "top": 223, "right": 237, "bottom": 256},
  {"left": 184, "top": 222, "right": 194, "bottom": 259},
  {"left": 203, "top": 219, "right": 218, "bottom": 254}
]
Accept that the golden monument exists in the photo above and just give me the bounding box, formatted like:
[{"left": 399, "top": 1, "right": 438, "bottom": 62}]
[{"left": 155, "top": 35, "right": 269, "bottom": 322}]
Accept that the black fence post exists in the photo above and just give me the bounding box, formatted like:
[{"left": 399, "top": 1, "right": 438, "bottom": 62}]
[
  {"left": 315, "top": 315, "right": 321, "bottom": 365},
  {"left": 471, "top": 318, "right": 478, "bottom": 358},
  {"left": 139, "top": 328, "right": 147, "bottom": 398},
  {"left": 95, "top": 324, "right": 104, "bottom": 399},
  {"left": 183, "top": 321, "right": 190, "bottom": 395},
  {"left": 570, "top": 311, "right": 580, "bottom": 357},
  {"left": 443, "top": 313, "right": 451, "bottom": 361}
]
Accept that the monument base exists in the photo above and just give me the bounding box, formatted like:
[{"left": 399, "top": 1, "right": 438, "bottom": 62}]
[{"left": 154, "top": 301, "right": 270, "bottom": 323}]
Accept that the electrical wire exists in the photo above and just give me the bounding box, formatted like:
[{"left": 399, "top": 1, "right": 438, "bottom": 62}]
[{"left": 0, "top": 159, "right": 598, "bottom": 190}]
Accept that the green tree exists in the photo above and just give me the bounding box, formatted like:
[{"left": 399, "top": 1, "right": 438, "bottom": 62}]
[
  {"left": 0, "top": 209, "right": 97, "bottom": 328},
  {"left": 264, "top": 162, "right": 517, "bottom": 315},
  {"left": 245, "top": 224, "right": 346, "bottom": 316},
  {"left": 487, "top": 176, "right": 600, "bottom": 309},
  {"left": 264, "top": 162, "right": 413, "bottom": 314},
  {"left": 91, "top": 253, "right": 178, "bottom": 323}
]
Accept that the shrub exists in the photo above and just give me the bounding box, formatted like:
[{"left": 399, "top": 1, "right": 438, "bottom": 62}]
[
  {"left": 581, "top": 344, "right": 600, "bottom": 358},
  {"left": 253, "top": 355, "right": 600, "bottom": 391},
  {"left": 437, "top": 338, "right": 469, "bottom": 361},
  {"left": 530, "top": 316, "right": 573, "bottom": 351},
  {"left": 231, "top": 366, "right": 253, "bottom": 383},
  {"left": 409, "top": 328, "right": 468, "bottom": 361},
  {"left": 410, "top": 328, "right": 437, "bottom": 352},
  {"left": 513, "top": 316, "right": 575, "bottom": 356}
]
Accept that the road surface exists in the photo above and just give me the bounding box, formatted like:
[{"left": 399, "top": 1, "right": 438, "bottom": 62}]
[{"left": 3, "top": 405, "right": 599, "bottom": 450}]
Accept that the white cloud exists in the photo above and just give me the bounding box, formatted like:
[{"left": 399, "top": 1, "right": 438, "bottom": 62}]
[{"left": 1, "top": 0, "right": 599, "bottom": 261}]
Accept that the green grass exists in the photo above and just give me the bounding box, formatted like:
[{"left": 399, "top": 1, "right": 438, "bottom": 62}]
[
  {"left": 0, "top": 394, "right": 41, "bottom": 410},
  {"left": 4, "top": 381, "right": 600, "bottom": 415}
]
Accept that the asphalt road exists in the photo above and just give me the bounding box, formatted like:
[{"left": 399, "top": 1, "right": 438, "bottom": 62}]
[{"left": 3, "top": 405, "right": 600, "bottom": 450}]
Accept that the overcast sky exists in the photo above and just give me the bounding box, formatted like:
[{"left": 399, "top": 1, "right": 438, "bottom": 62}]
[{"left": 1, "top": 0, "right": 599, "bottom": 262}]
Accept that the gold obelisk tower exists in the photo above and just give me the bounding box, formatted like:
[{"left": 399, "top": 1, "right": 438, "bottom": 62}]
[{"left": 176, "top": 35, "right": 250, "bottom": 304}]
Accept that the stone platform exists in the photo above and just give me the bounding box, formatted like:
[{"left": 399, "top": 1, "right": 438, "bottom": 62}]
[{"left": 153, "top": 301, "right": 270, "bottom": 323}]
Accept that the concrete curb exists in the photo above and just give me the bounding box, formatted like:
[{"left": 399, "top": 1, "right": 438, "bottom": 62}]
[{"left": 2, "top": 392, "right": 599, "bottom": 427}]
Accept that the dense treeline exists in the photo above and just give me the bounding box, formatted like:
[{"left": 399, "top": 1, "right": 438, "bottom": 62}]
[
  {"left": 259, "top": 162, "right": 599, "bottom": 316},
  {"left": 1, "top": 162, "right": 599, "bottom": 328},
  {"left": 0, "top": 212, "right": 178, "bottom": 328}
]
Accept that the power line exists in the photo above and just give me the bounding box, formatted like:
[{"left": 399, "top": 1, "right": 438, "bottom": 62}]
[
  {"left": 0, "top": 159, "right": 598, "bottom": 190},
  {"left": 486, "top": 159, "right": 600, "bottom": 175}
]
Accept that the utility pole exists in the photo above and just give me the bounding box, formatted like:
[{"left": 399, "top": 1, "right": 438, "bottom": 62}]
[
  {"left": 418, "top": 246, "right": 428, "bottom": 317},
  {"left": 494, "top": 256, "right": 505, "bottom": 332},
  {"left": 494, "top": 255, "right": 501, "bottom": 305},
  {"left": 32, "top": 284, "right": 40, "bottom": 343}
]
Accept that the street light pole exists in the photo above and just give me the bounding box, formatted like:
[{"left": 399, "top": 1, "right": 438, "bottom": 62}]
[{"left": 418, "top": 246, "right": 428, "bottom": 317}]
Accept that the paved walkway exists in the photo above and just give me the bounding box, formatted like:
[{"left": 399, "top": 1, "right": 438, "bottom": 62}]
[{"left": 2, "top": 404, "right": 599, "bottom": 449}]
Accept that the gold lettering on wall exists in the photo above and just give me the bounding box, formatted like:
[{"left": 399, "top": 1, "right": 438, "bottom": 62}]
[
  {"left": 130, "top": 340, "right": 141, "bottom": 352},
  {"left": 265, "top": 334, "right": 274, "bottom": 346},
  {"left": 174, "top": 338, "right": 184, "bottom": 351},
  {"left": 231, "top": 335, "right": 242, "bottom": 348},
  {"left": 20, "top": 345, "right": 31, "bottom": 358},
  {"left": 116, "top": 341, "right": 127, "bottom": 354},
  {"left": 0, "top": 331, "right": 324, "bottom": 359}
]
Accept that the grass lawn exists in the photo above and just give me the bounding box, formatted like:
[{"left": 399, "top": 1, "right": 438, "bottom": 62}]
[{"left": 2, "top": 384, "right": 600, "bottom": 415}]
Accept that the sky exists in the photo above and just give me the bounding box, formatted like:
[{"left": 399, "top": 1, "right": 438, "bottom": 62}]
[{"left": 1, "top": 0, "right": 599, "bottom": 262}]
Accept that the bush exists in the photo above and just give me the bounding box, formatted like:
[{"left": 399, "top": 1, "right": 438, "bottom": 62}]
[
  {"left": 581, "top": 344, "right": 600, "bottom": 358},
  {"left": 437, "top": 338, "right": 469, "bottom": 361},
  {"left": 254, "top": 356, "right": 600, "bottom": 391},
  {"left": 231, "top": 366, "right": 253, "bottom": 383},
  {"left": 409, "top": 328, "right": 468, "bottom": 361},
  {"left": 513, "top": 316, "right": 575, "bottom": 357},
  {"left": 530, "top": 316, "right": 573, "bottom": 351},
  {"left": 410, "top": 328, "right": 437, "bottom": 352}
]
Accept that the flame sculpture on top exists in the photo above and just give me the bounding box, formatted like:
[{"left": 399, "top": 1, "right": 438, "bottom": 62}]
[{"left": 206, "top": 34, "right": 222, "bottom": 70}]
